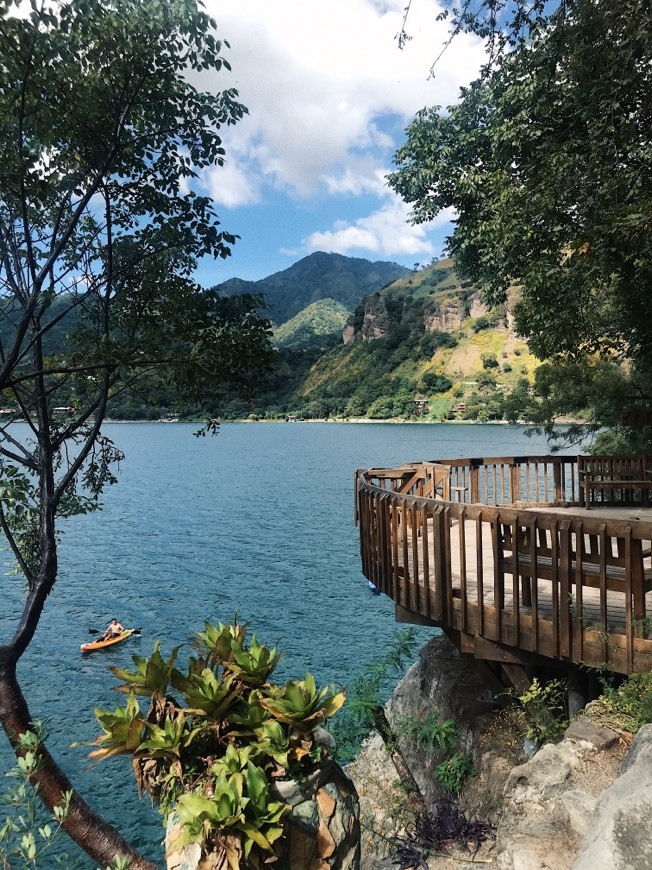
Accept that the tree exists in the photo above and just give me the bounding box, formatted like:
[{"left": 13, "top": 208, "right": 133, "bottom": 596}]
[
  {"left": 389, "top": 0, "right": 652, "bottom": 448},
  {"left": 0, "top": 1, "right": 272, "bottom": 866}
]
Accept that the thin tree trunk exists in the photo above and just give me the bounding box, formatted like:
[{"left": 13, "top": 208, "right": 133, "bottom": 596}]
[
  {"left": 0, "top": 651, "right": 157, "bottom": 870},
  {"left": 373, "top": 705, "right": 426, "bottom": 814}
]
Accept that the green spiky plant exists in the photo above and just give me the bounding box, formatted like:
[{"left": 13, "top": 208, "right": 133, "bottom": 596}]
[{"left": 80, "top": 618, "right": 346, "bottom": 869}]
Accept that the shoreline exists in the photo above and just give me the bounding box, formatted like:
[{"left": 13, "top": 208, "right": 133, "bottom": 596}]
[{"left": 103, "top": 416, "right": 549, "bottom": 427}]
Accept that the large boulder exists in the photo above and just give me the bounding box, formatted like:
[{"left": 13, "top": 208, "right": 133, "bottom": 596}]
[
  {"left": 573, "top": 724, "right": 652, "bottom": 870},
  {"left": 346, "top": 633, "right": 499, "bottom": 866},
  {"left": 493, "top": 715, "right": 626, "bottom": 870},
  {"left": 386, "top": 633, "right": 497, "bottom": 807}
]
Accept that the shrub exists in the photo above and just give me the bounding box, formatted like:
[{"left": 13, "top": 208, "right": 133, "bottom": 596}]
[
  {"left": 481, "top": 353, "right": 499, "bottom": 369},
  {"left": 80, "top": 618, "right": 345, "bottom": 868},
  {"left": 505, "top": 677, "right": 568, "bottom": 745},
  {"left": 420, "top": 372, "right": 453, "bottom": 394},
  {"left": 593, "top": 670, "right": 652, "bottom": 734},
  {"left": 436, "top": 753, "right": 476, "bottom": 795}
]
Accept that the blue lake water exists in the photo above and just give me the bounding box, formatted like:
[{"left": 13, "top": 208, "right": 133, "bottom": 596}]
[{"left": 0, "top": 421, "right": 565, "bottom": 867}]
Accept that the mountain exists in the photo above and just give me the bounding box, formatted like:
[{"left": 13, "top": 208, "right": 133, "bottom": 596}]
[
  {"left": 98, "top": 254, "right": 542, "bottom": 425},
  {"left": 215, "top": 251, "right": 410, "bottom": 325},
  {"left": 272, "top": 299, "right": 350, "bottom": 350},
  {"left": 250, "top": 257, "right": 540, "bottom": 423}
]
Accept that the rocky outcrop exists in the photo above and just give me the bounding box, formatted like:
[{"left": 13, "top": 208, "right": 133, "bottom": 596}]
[
  {"left": 573, "top": 724, "right": 652, "bottom": 870},
  {"left": 360, "top": 296, "right": 390, "bottom": 342},
  {"left": 424, "top": 301, "right": 466, "bottom": 333},
  {"left": 346, "top": 634, "right": 501, "bottom": 865},
  {"left": 495, "top": 721, "right": 625, "bottom": 870},
  {"left": 346, "top": 634, "right": 652, "bottom": 870},
  {"left": 385, "top": 635, "right": 497, "bottom": 807},
  {"left": 468, "top": 296, "right": 489, "bottom": 319}
]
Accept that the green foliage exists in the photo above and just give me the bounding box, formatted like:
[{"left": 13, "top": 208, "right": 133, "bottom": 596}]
[
  {"left": 505, "top": 678, "right": 569, "bottom": 746},
  {"left": 389, "top": 0, "right": 652, "bottom": 444},
  {"left": 272, "top": 299, "right": 350, "bottom": 350},
  {"left": 0, "top": 725, "right": 72, "bottom": 868},
  {"left": 174, "top": 763, "right": 288, "bottom": 864},
  {"left": 481, "top": 354, "right": 499, "bottom": 370},
  {"left": 329, "top": 629, "right": 419, "bottom": 762},
  {"left": 101, "top": 857, "right": 132, "bottom": 870},
  {"left": 419, "top": 372, "right": 452, "bottom": 394},
  {"left": 259, "top": 674, "right": 345, "bottom": 732},
  {"left": 435, "top": 753, "right": 476, "bottom": 796},
  {"left": 0, "top": 0, "right": 275, "bottom": 583},
  {"left": 396, "top": 712, "right": 476, "bottom": 795},
  {"left": 86, "top": 695, "right": 147, "bottom": 762},
  {"left": 85, "top": 617, "right": 345, "bottom": 868},
  {"left": 112, "top": 643, "right": 181, "bottom": 698},
  {"left": 399, "top": 713, "right": 458, "bottom": 754},
  {"left": 595, "top": 671, "right": 652, "bottom": 734}
]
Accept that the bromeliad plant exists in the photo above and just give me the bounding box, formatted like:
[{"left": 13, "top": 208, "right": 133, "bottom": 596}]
[{"left": 82, "top": 618, "right": 345, "bottom": 869}]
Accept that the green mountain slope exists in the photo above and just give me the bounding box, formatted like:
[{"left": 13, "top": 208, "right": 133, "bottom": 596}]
[
  {"left": 251, "top": 258, "right": 540, "bottom": 423},
  {"left": 272, "top": 298, "right": 350, "bottom": 350},
  {"left": 215, "top": 251, "right": 410, "bottom": 325}
]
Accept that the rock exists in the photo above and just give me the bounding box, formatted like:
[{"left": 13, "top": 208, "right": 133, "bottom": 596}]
[
  {"left": 503, "top": 742, "right": 575, "bottom": 804},
  {"left": 572, "top": 724, "right": 652, "bottom": 870},
  {"left": 386, "top": 633, "right": 497, "bottom": 806},
  {"left": 556, "top": 790, "right": 597, "bottom": 841},
  {"left": 360, "top": 296, "right": 390, "bottom": 342},
  {"left": 165, "top": 814, "right": 202, "bottom": 870},
  {"left": 565, "top": 718, "right": 620, "bottom": 751},
  {"left": 495, "top": 735, "right": 625, "bottom": 869}
]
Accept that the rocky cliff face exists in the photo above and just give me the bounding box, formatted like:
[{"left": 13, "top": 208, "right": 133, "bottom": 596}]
[
  {"left": 347, "top": 634, "right": 650, "bottom": 870},
  {"left": 424, "top": 300, "right": 467, "bottom": 333},
  {"left": 351, "top": 288, "right": 499, "bottom": 345},
  {"left": 359, "top": 295, "right": 391, "bottom": 342}
]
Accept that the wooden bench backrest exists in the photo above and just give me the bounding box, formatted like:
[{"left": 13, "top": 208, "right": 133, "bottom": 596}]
[
  {"left": 578, "top": 454, "right": 650, "bottom": 481},
  {"left": 497, "top": 511, "right": 651, "bottom": 573}
]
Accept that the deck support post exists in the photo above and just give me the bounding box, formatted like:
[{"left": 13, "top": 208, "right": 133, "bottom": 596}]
[{"left": 568, "top": 669, "right": 587, "bottom": 718}]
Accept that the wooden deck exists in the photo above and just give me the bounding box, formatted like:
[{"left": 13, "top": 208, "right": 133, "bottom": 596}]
[{"left": 356, "top": 456, "right": 652, "bottom": 677}]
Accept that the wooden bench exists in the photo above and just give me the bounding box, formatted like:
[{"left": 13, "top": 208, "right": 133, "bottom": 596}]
[
  {"left": 495, "top": 517, "right": 652, "bottom": 619},
  {"left": 578, "top": 455, "right": 652, "bottom": 509}
]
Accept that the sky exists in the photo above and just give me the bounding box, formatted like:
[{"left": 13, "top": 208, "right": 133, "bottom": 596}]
[{"left": 192, "top": 0, "right": 486, "bottom": 288}]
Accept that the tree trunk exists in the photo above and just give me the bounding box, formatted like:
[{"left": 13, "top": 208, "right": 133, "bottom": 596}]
[
  {"left": 372, "top": 705, "right": 426, "bottom": 814},
  {"left": 0, "top": 651, "right": 157, "bottom": 870}
]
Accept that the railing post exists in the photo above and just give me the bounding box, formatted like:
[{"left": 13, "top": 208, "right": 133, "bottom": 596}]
[
  {"left": 509, "top": 462, "right": 520, "bottom": 504},
  {"left": 553, "top": 461, "right": 563, "bottom": 504},
  {"left": 469, "top": 460, "right": 481, "bottom": 504},
  {"left": 431, "top": 504, "right": 446, "bottom": 621}
]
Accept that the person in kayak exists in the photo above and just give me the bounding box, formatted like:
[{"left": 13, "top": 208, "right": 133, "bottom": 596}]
[{"left": 101, "top": 618, "right": 125, "bottom": 641}]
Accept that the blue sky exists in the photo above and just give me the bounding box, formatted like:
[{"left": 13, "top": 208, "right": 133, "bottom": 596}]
[{"left": 192, "top": 0, "right": 485, "bottom": 287}]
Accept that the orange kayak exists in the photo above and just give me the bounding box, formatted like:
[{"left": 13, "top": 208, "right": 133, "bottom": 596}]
[{"left": 80, "top": 629, "right": 135, "bottom": 653}]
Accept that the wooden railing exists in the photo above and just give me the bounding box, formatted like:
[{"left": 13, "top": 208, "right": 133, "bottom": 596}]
[{"left": 356, "top": 456, "right": 652, "bottom": 675}]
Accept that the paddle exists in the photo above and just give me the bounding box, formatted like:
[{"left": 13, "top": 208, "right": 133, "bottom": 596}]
[{"left": 88, "top": 627, "right": 142, "bottom": 635}]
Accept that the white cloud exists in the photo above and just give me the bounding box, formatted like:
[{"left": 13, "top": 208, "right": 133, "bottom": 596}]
[
  {"left": 302, "top": 200, "right": 456, "bottom": 259},
  {"left": 202, "top": 0, "right": 484, "bottom": 198},
  {"left": 203, "top": 158, "right": 259, "bottom": 208}
]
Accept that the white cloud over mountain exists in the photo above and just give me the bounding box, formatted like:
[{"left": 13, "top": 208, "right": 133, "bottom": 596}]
[{"left": 196, "top": 0, "right": 484, "bottom": 279}]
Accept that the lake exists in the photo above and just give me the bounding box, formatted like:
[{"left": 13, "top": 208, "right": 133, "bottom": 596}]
[{"left": 0, "top": 421, "right": 567, "bottom": 866}]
